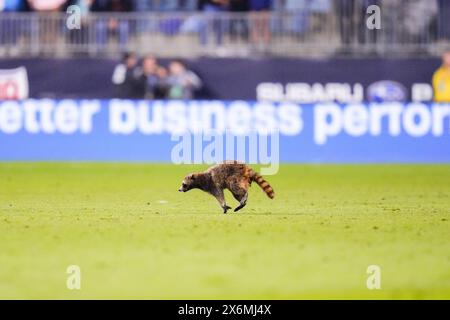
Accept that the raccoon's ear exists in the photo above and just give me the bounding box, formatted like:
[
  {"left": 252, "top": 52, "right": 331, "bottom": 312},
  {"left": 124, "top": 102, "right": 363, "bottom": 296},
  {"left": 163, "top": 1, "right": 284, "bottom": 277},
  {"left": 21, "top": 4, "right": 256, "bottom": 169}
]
[{"left": 190, "top": 173, "right": 196, "bottom": 180}]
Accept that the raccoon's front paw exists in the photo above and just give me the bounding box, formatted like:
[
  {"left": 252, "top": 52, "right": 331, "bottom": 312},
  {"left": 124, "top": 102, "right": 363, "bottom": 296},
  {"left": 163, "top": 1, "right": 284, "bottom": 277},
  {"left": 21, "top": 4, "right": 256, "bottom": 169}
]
[{"left": 222, "top": 205, "right": 232, "bottom": 214}]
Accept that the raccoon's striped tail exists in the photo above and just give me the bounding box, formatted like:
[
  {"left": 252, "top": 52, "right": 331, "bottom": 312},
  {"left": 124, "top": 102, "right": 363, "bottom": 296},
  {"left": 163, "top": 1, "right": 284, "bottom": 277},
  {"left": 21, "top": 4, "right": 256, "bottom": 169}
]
[{"left": 251, "top": 171, "right": 275, "bottom": 199}]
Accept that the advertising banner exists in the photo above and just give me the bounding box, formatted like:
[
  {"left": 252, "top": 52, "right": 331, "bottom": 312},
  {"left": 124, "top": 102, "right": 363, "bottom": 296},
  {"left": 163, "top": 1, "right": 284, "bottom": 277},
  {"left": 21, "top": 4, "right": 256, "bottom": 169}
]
[
  {"left": 0, "top": 67, "right": 29, "bottom": 100},
  {"left": 0, "top": 99, "right": 449, "bottom": 163},
  {"left": 0, "top": 58, "right": 440, "bottom": 101}
]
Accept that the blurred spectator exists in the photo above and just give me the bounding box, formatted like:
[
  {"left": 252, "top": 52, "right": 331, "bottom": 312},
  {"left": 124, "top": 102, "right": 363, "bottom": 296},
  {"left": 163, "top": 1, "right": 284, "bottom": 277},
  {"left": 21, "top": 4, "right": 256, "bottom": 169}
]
[
  {"left": 134, "top": 0, "right": 197, "bottom": 11},
  {"left": 182, "top": 0, "right": 200, "bottom": 11},
  {"left": 111, "top": 52, "right": 141, "bottom": 98},
  {"left": 136, "top": 55, "right": 170, "bottom": 99},
  {"left": 249, "top": 0, "right": 271, "bottom": 45},
  {"left": 27, "top": 0, "right": 66, "bottom": 10},
  {"left": 0, "top": 0, "right": 27, "bottom": 48},
  {"left": 132, "top": 0, "right": 153, "bottom": 11},
  {"left": 336, "top": 0, "right": 355, "bottom": 47},
  {"left": 0, "top": 0, "right": 26, "bottom": 11},
  {"left": 308, "top": 0, "right": 332, "bottom": 33},
  {"left": 403, "top": 0, "right": 438, "bottom": 43},
  {"left": 66, "top": 0, "right": 95, "bottom": 46},
  {"left": 167, "top": 59, "right": 202, "bottom": 99},
  {"left": 92, "top": 0, "right": 134, "bottom": 50},
  {"left": 358, "top": 0, "right": 380, "bottom": 46},
  {"left": 199, "top": 0, "right": 229, "bottom": 46},
  {"left": 432, "top": 51, "right": 450, "bottom": 102},
  {"left": 381, "top": 0, "right": 401, "bottom": 46},
  {"left": 27, "top": 0, "right": 67, "bottom": 48},
  {"left": 437, "top": 0, "right": 450, "bottom": 41},
  {"left": 68, "top": 0, "right": 94, "bottom": 13},
  {"left": 309, "top": 0, "right": 331, "bottom": 12},
  {"left": 229, "top": 0, "right": 249, "bottom": 42},
  {"left": 136, "top": 55, "right": 159, "bottom": 99},
  {"left": 158, "top": 0, "right": 180, "bottom": 11},
  {"left": 336, "top": 0, "right": 380, "bottom": 52},
  {"left": 154, "top": 66, "right": 171, "bottom": 99},
  {"left": 282, "top": 0, "right": 311, "bottom": 35},
  {"left": 198, "top": 0, "right": 229, "bottom": 12}
]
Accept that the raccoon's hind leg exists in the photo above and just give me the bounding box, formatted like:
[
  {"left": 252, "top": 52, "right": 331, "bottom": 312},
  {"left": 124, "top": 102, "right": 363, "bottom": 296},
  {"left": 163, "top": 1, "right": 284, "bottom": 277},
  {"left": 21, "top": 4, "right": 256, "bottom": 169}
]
[
  {"left": 230, "top": 184, "right": 248, "bottom": 212},
  {"left": 233, "top": 192, "right": 248, "bottom": 212},
  {"left": 212, "top": 188, "right": 231, "bottom": 214}
]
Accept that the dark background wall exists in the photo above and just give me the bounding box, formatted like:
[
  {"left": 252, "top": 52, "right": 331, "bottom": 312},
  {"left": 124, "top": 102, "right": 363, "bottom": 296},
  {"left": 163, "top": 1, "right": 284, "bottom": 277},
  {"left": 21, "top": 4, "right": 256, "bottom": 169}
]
[{"left": 0, "top": 57, "right": 441, "bottom": 100}]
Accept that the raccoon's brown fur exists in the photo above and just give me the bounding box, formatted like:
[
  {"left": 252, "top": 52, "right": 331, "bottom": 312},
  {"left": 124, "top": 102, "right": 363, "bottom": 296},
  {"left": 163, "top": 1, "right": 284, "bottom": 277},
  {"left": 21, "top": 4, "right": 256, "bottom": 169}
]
[{"left": 178, "top": 161, "right": 274, "bottom": 213}]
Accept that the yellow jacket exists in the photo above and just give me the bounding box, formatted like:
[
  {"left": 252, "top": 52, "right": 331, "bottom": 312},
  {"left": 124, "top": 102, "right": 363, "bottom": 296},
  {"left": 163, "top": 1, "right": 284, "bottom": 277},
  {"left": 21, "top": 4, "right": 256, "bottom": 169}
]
[{"left": 432, "top": 66, "right": 450, "bottom": 102}]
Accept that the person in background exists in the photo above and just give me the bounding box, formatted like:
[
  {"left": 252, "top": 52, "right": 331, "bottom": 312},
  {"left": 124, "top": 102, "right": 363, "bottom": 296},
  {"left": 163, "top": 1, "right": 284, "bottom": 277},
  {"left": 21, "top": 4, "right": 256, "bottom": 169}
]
[
  {"left": 402, "top": 0, "right": 438, "bottom": 46},
  {"left": 0, "top": 0, "right": 26, "bottom": 11},
  {"left": 437, "top": 0, "right": 450, "bottom": 41},
  {"left": 198, "top": 0, "right": 229, "bottom": 46},
  {"left": 27, "top": 0, "right": 68, "bottom": 47},
  {"left": 357, "top": 0, "right": 380, "bottom": 46},
  {"left": 111, "top": 52, "right": 140, "bottom": 98},
  {"left": 432, "top": 51, "right": 450, "bottom": 102},
  {"left": 167, "top": 59, "right": 202, "bottom": 100},
  {"left": 309, "top": 0, "right": 332, "bottom": 27},
  {"left": 282, "top": 0, "right": 312, "bottom": 37},
  {"left": 27, "top": 0, "right": 66, "bottom": 10},
  {"left": 249, "top": 0, "right": 272, "bottom": 46},
  {"left": 0, "top": 0, "right": 27, "bottom": 50},
  {"left": 229, "top": 0, "right": 250, "bottom": 42},
  {"left": 91, "top": 0, "right": 133, "bottom": 50},
  {"left": 65, "top": 0, "right": 94, "bottom": 47},
  {"left": 381, "top": 0, "right": 402, "bottom": 47},
  {"left": 137, "top": 55, "right": 158, "bottom": 99},
  {"left": 153, "top": 66, "right": 171, "bottom": 99},
  {"left": 136, "top": 55, "right": 170, "bottom": 99},
  {"left": 336, "top": 0, "right": 356, "bottom": 48}
]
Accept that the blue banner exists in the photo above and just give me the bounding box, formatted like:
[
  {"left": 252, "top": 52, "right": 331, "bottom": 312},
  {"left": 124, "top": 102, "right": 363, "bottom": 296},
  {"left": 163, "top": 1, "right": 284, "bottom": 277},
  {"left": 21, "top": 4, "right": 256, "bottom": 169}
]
[{"left": 0, "top": 99, "right": 449, "bottom": 163}]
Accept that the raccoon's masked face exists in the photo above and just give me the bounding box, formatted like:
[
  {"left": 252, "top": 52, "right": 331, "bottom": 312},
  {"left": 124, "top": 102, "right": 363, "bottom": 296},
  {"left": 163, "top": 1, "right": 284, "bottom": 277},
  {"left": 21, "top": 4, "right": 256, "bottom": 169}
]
[{"left": 178, "top": 174, "right": 195, "bottom": 192}]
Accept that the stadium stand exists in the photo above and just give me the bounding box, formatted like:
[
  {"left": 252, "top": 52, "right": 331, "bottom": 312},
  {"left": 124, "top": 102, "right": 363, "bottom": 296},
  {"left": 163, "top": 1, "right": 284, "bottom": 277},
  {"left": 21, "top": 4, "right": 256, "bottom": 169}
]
[{"left": 0, "top": 0, "right": 449, "bottom": 58}]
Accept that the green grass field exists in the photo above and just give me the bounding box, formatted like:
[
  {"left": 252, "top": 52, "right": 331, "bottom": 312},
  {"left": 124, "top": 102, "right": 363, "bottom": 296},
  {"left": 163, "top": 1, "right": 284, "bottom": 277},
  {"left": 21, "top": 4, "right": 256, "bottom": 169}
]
[{"left": 0, "top": 163, "right": 449, "bottom": 299}]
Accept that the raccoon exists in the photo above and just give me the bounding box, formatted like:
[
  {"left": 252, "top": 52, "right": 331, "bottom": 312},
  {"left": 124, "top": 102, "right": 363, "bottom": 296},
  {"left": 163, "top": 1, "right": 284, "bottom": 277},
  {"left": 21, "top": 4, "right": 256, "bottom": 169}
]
[{"left": 178, "top": 162, "right": 274, "bottom": 213}]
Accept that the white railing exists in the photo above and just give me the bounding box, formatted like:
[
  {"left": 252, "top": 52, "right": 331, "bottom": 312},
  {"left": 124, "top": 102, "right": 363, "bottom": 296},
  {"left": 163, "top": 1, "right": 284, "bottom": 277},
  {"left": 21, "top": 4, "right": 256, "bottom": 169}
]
[{"left": 0, "top": 9, "right": 447, "bottom": 58}]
